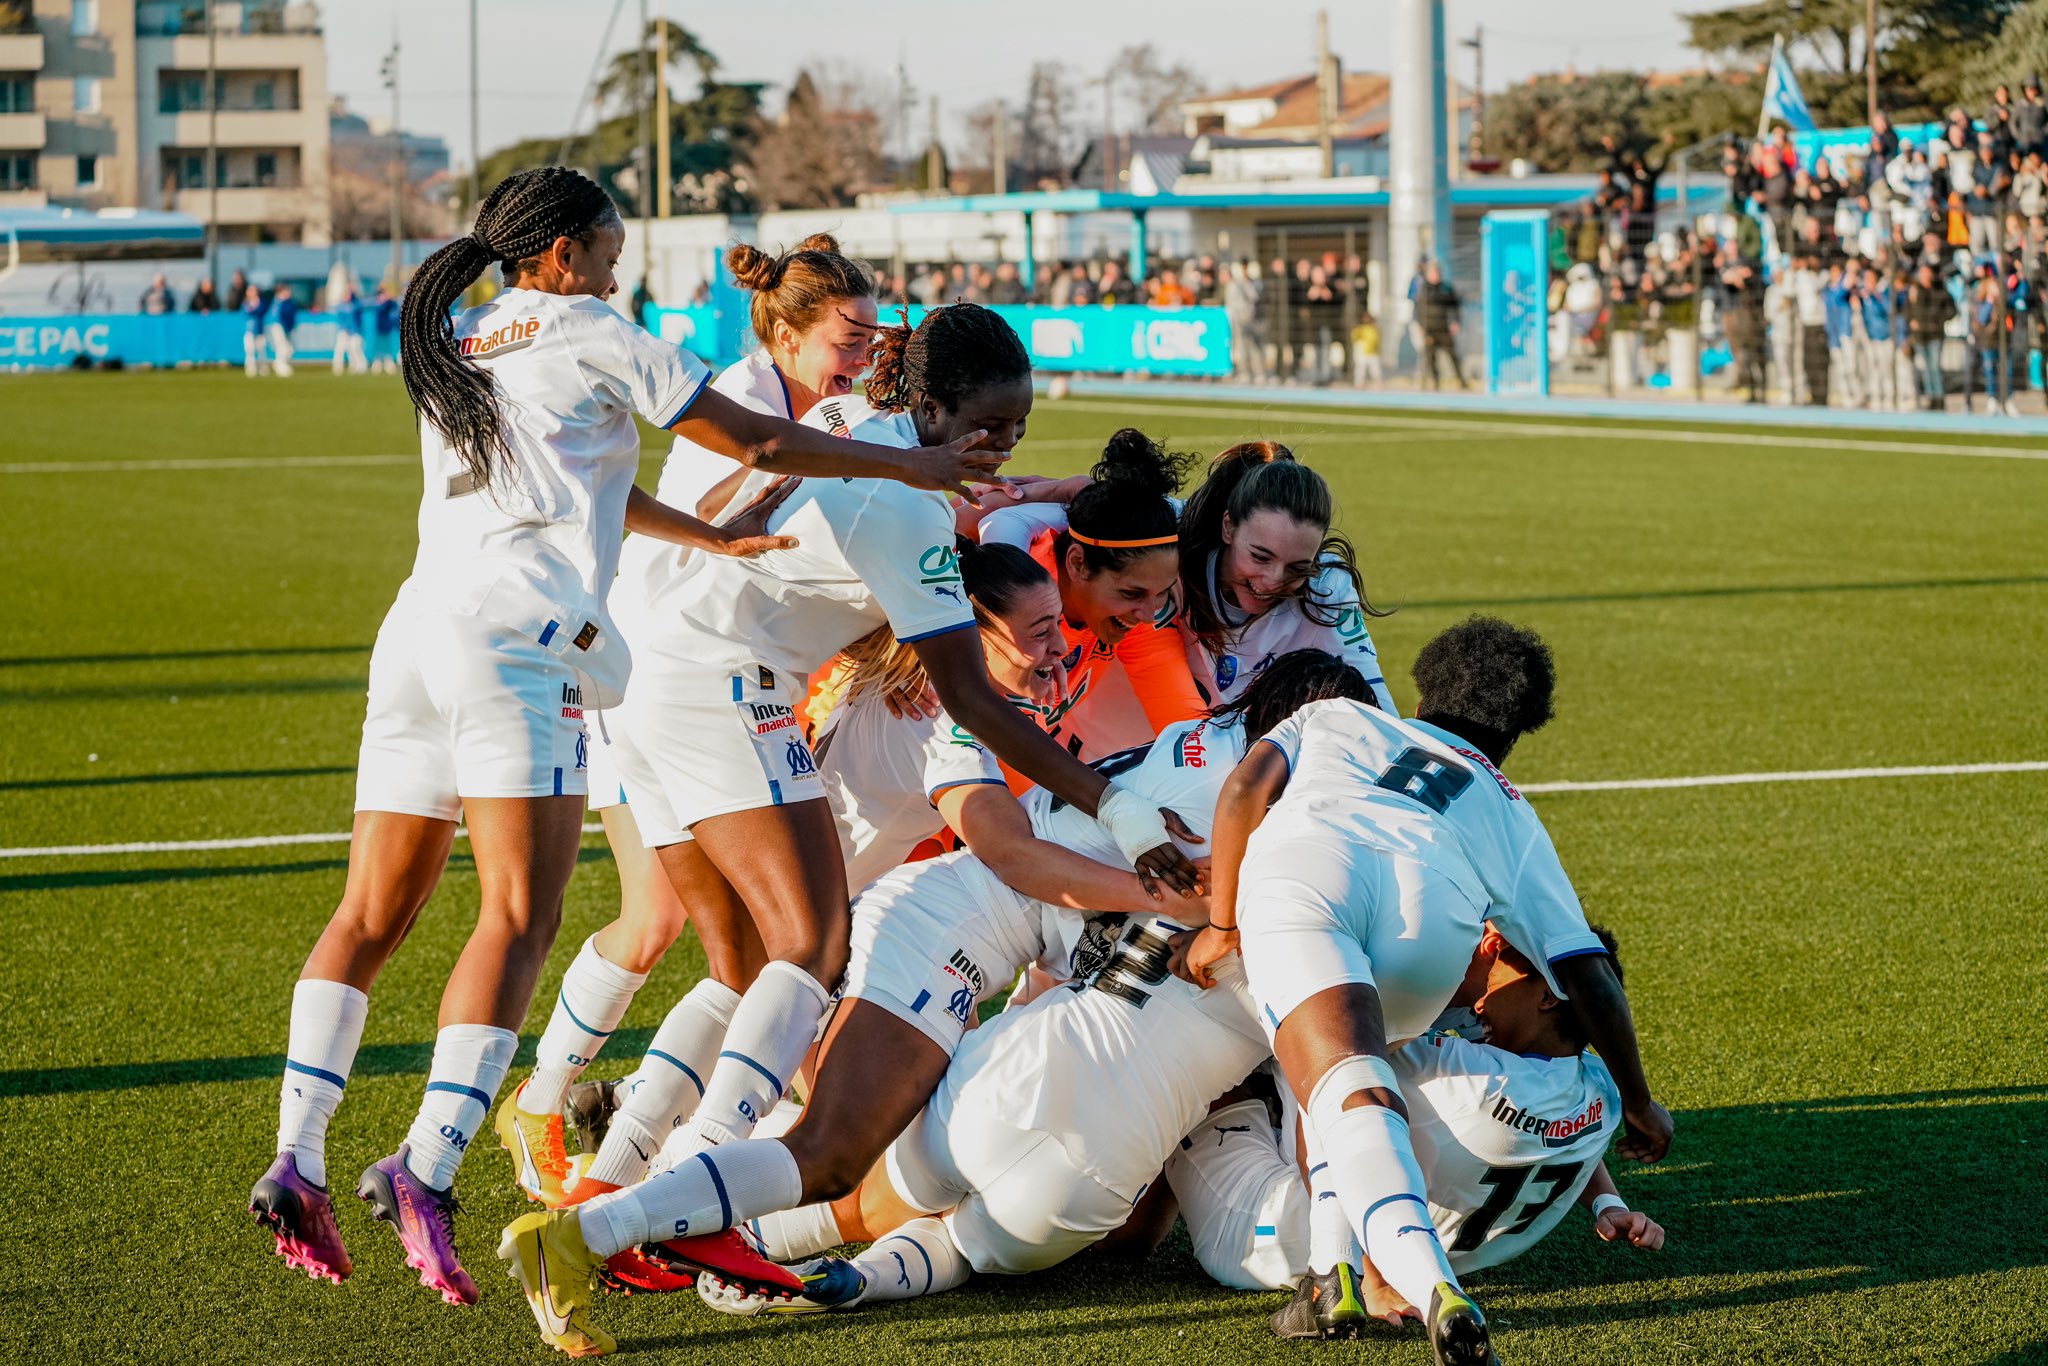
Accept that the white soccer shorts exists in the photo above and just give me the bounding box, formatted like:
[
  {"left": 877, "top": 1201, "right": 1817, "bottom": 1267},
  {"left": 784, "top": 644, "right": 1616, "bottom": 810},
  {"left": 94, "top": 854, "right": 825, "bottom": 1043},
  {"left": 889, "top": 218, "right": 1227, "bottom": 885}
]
[
  {"left": 1165, "top": 1099, "right": 1309, "bottom": 1292},
  {"left": 1238, "top": 837, "right": 1485, "bottom": 1045},
  {"left": 887, "top": 1092, "right": 1133, "bottom": 1277},
  {"left": 843, "top": 852, "right": 1046, "bottom": 1054},
  {"left": 353, "top": 593, "right": 589, "bottom": 821},
  {"left": 601, "top": 655, "right": 825, "bottom": 846}
]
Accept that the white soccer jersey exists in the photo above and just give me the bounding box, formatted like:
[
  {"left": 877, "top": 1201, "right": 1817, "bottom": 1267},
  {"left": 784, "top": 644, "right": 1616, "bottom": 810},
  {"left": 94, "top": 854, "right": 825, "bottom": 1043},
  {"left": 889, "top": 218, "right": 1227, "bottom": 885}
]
[
  {"left": 637, "top": 395, "right": 975, "bottom": 676},
  {"left": 1396, "top": 1033, "right": 1620, "bottom": 1273},
  {"left": 405, "top": 287, "right": 710, "bottom": 704},
  {"left": 820, "top": 693, "right": 1006, "bottom": 894},
  {"left": 1175, "top": 552, "right": 1396, "bottom": 715},
  {"left": 940, "top": 913, "right": 1270, "bottom": 1202},
  {"left": 1254, "top": 701, "right": 1603, "bottom": 997},
  {"left": 614, "top": 348, "right": 790, "bottom": 611}
]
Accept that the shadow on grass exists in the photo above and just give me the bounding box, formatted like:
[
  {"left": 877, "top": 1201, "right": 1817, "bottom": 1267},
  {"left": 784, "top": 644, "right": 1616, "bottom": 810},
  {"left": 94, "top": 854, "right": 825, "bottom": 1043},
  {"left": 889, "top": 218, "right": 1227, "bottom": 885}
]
[
  {"left": 0, "top": 675, "right": 369, "bottom": 706},
  {"left": 0, "top": 644, "right": 369, "bottom": 669},
  {"left": 0, "top": 843, "right": 612, "bottom": 894},
  {"left": 1407, "top": 572, "right": 2048, "bottom": 613},
  {"left": 0, "top": 763, "right": 353, "bottom": 793}
]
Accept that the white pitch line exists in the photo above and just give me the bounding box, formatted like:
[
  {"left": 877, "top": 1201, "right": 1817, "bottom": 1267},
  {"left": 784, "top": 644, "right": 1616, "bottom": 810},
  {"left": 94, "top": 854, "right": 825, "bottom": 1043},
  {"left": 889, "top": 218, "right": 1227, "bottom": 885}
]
[
  {"left": 4, "top": 764, "right": 2043, "bottom": 861},
  {"left": 0, "top": 453, "right": 417, "bottom": 475},
  {"left": 1047, "top": 397, "right": 2048, "bottom": 462}
]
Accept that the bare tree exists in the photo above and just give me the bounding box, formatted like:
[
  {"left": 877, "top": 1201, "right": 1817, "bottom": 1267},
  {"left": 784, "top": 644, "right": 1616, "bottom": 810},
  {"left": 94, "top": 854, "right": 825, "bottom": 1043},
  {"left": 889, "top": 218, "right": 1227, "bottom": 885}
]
[
  {"left": 1019, "top": 62, "right": 1079, "bottom": 187},
  {"left": 747, "top": 65, "right": 887, "bottom": 209},
  {"left": 1111, "top": 44, "right": 1203, "bottom": 135},
  {"left": 959, "top": 98, "right": 1020, "bottom": 192}
]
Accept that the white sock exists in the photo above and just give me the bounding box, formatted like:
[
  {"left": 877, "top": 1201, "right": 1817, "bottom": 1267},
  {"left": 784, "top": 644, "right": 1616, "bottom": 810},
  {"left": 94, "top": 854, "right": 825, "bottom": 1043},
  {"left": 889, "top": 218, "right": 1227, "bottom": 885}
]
[
  {"left": 1302, "top": 1117, "right": 1362, "bottom": 1274},
  {"left": 1308, "top": 1059, "right": 1458, "bottom": 1312},
  {"left": 525, "top": 937, "right": 649, "bottom": 1116},
  {"left": 403, "top": 1024, "right": 518, "bottom": 1190},
  {"left": 276, "top": 980, "right": 369, "bottom": 1187},
  {"left": 685, "top": 962, "right": 829, "bottom": 1149},
  {"left": 850, "top": 1217, "right": 971, "bottom": 1302},
  {"left": 748, "top": 1201, "right": 843, "bottom": 1261},
  {"left": 578, "top": 1138, "right": 802, "bottom": 1259},
  {"left": 584, "top": 978, "right": 742, "bottom": 1188}
]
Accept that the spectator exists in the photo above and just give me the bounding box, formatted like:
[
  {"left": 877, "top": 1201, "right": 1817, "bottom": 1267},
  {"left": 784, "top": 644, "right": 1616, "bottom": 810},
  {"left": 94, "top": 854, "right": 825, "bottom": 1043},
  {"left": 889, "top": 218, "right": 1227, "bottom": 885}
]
[
  {"left": 228, "top": 269, "right": 249, "bottom": 309},
  {"left": 1823, "top": 260, "right": 1858, "bottom": 407},
  {"left": 241, "top": 284, "right": 270, "bottom": 377},
  {"left": 1720, "top": 248, "right": 1766, "bottom": 402},
  {"left": 188, "top": 278, "right": 221, "bottom": 313},
  {"left": 1906, "top": 261, "right": 1957, "bottom": 410},
  {"left": 369, "top": 283, "right": 399, "bottom": 374},
  {"left": 1066, "top": 263, "right": 1095, "bottom": 308},
  {"left": 914, "top": 268, "right": 946, "bottom": 306},
  {"left": 1097, "top": 260, "right": 1137, "bottom": 305},
  {"left": 1765, "top": 264, "right": 1796, "bottom": 405},
  {"left": 630, "top": 278, "right": 656, "bottom": 330},
  {"left": 1858, "top": 264, "right": 1901, "bottom": 411},
  {"left": 2016, "top": 151, "right": 2047, "bottom": 225},
  {"left": 2017, "top": 76, "right": 2047, "bottom": 160},
  {"left": 1792, "top": 252, "right": 1831, "bottom": 405},
  {"left": 1149, "top": 270, "right": 1195, "bottom": 308},
  {"left": 986, "top": 261, "right": 1027, "bottom": 305},
  {"left": 1968, "top": 264, "right": 2014, "bottom": 414},
  {"left": 1414, "top": 260, "right": 1467, "bottom": 390},
  {"left": 1351, "top": 311, "right": 1383, "bottom": 387},
  {"left": 1224, "top": 259, "right": 1266, "bottom": 383},
  {"left": 139, "top": 272, "right": 172, "bottom": 314},
  {"left": 267, "top": 283, "right": 299, "bottom": 377},
  {"left": 332, "top": 283, "right": 367, "bottom": 375},
  {"left": 1967, "top": 133, "right": 2010, "bottom": 260}
]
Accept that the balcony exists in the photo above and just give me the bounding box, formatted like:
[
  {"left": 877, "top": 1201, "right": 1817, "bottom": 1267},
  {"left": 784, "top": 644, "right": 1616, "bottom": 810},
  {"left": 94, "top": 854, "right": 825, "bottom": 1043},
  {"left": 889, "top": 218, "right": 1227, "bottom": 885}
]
[
  {"left": 158, "top": 107, "right": 314, "bottom": 146},
  {"left": 0, "top": 31, "right": 43, "bottom": 69},
  {"left": 147, "top": 31, "right": 322, "bottom": 72},
  {"left": 170, "top": 183, "right": 310, "bottom": 225},
  {"left": 0, "top": 110, "right": 44, "bottom": 148}
]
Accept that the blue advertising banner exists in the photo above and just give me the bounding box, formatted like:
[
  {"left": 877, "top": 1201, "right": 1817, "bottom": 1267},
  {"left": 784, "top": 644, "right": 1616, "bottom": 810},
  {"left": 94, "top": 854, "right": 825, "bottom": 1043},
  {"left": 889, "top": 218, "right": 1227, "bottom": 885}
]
[
  {"left": 1481, "top": 211, "right": 1549, "bottom": 397},
  {"left": 0, "top": 310, "right": 387, "bottom": 369}
]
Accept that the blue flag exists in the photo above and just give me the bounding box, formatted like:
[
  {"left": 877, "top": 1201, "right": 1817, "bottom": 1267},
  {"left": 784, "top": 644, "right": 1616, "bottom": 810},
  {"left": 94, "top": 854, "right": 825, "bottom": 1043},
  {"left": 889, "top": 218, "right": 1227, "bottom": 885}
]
[{"left": 1761, "top": 35, "right": 1817, "bottom": 133}]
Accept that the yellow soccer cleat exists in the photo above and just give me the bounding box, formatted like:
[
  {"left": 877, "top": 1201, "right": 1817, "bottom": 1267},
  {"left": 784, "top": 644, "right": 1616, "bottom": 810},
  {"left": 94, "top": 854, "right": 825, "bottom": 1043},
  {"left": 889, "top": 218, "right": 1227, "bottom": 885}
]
[
  {"left": 498, "top": 1210, "right": 616, "bottom": 1359},
  {"left": 495, "top": 1082, "right": 574, "bottom": 1207}
]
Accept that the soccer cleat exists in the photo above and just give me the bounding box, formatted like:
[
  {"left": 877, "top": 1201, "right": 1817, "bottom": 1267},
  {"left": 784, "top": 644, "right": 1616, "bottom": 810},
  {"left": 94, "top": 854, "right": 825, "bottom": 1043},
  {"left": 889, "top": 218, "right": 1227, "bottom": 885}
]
[
  {"left": 356, "top": 1147, "right": 479, "bottom": 1306},
  {"left": 594, "top": 1245, "right": 700, "bottom": 1297},
  {"left": 697, "top": 1254, "right": 867, "bottom": 1317},
  {"left": 496, "top": 1082, "right": 574, "bottom": 1206},
  {"left": 1270, "top": 1264, "right": 1370, "bottom": 1341},
  {"left": 249, "top": 1151, "right": 352, "bottom": 1284},
  {"left": 1427, "top": 1282, "right": 1498, "bottom": 1366},
  {"left": 639, "top": 1228, "right": 808, "bottom": 1306},
  {"left": 564, "top": 1079, "right": 620, "bottom": 1154},
  {"left": 499, "top": 1210, "right": 616, "bottom": 1358}
]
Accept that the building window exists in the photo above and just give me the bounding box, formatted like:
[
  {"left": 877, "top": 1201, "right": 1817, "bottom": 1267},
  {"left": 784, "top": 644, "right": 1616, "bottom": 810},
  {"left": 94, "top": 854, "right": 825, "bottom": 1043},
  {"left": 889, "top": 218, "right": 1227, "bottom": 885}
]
[
  {"left": 251, "top": 81, "right": 274, "bottom": 110},
  {"left": 71, "top": 0, "right": 97, "bottom": 37},
  {"left": 254, "top": 152, "right": 276, "bottom": 186},
  {"left": 75, "top": 153, "right": 98, "bottom": 187},
  {"left": 0, "top": 153, "right": 35, "bottom": 190},
  {"left": 160, "top": 75, "right": 205, "bottom": 114},
  {"left": 74, "top": 77, "right": 99, "bottom": 114},
  {"left": 178, "top": 152, "right": 203, "bottom": 188},
  {"left": 0, "top": 77, "right": 32, "bottom": 114}
]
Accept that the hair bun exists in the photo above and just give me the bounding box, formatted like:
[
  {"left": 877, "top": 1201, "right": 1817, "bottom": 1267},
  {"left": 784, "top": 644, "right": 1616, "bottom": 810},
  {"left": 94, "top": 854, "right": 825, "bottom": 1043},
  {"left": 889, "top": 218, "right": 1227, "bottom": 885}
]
[
  {"left": 1091, "top": 427, "right": 1194, "bottom": 500},
  {"left": 795, "top": 232, "right": 842, "bottom": 256},
  {"left": 726, "top": 243, "right": 782, "bottom": 291}
]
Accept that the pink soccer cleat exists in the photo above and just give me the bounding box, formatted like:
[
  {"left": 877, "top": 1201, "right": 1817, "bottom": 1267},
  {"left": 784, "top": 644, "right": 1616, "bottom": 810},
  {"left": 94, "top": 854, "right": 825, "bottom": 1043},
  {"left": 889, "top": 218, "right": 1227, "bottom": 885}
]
[
  {"left": 356, "top": 1146, "right": 479, "bottom": 1305},
  {"left": 250, "top": 1151, "right": 352, "bottom": 1284}
]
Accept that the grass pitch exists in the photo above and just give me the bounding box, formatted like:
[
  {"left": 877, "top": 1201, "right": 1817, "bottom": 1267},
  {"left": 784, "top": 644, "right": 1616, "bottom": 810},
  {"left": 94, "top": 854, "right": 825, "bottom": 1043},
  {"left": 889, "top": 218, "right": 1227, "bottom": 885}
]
[{"left": 3, "top": 370, "right": 2045, "bottom": 1364}]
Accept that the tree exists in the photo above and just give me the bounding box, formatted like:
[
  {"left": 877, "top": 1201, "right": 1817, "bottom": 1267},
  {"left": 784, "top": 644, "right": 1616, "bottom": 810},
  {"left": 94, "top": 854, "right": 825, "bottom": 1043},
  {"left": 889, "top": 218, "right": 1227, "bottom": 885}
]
[
  {"left": 748, "top": 67, "right": 886, "bottom": 209},
  {"left": 958, "top": 99, "right": 1020, "bottom": 193},
  {"left": 1110, "top": 44, "right": 1204, "bottom": 135},
  {"left": 1964, "top": 0, "right": 2048, "bottom": 98},
  {"left": 1485, "top": 73, "right": 1658, "bottom": 171},
  {"left": 1018, "top": 62, "right": 1079, "bottom": 188},
  {"left": 1681, "top": 0, "right": 2018, "bottom": 121}
]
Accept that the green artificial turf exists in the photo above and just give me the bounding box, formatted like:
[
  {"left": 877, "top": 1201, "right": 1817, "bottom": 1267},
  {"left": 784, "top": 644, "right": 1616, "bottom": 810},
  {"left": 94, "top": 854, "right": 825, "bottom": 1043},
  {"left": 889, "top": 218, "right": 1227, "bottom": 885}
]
[{"left": 2, "top": 370, "right": 2044, "bottom": 1363}]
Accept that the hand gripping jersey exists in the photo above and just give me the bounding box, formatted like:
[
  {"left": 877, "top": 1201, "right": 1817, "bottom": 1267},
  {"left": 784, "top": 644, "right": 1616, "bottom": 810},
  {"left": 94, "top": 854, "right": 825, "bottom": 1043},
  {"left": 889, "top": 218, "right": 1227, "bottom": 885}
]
[
  {"left": 1255, "top": 700, "right": 1604, "bottom": 998},
  {"left": 406, "top": 287, "right": 710, "bottom": 706},
  {"left": 1395, "top": 1033, "right": 1621, "bottom": 1274},
  {"left": 638, "top": 394, "right": 976, "bottom": 676},
  {"left": 818, "top": 691, "right": 1006, "bottom": 895}
]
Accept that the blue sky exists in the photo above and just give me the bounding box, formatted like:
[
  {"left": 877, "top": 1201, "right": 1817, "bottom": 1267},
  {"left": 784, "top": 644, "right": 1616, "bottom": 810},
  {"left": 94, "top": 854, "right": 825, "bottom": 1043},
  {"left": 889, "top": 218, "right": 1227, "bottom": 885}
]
[{"left": 326, "top": 0, "right": 1701, "bottom": 169}]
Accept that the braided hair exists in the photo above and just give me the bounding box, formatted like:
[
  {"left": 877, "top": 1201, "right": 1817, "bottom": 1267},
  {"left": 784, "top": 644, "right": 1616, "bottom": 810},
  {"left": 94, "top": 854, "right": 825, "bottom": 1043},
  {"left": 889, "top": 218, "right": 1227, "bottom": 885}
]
[
  {"left": 865, "top": 301, "right": 1030, "bottom": 414},
  {"left": 1207, "top": 647, "right": 1370, "bottom": 742},
  {"left": 1178, "top": 440, "right": 1387, "bottom": 657},
  {"left": 1057, "top": 428, "right": 1197, "bottom": 574},
  {"left": 400, "top": 167, "right": 622, "bottom": 490}
]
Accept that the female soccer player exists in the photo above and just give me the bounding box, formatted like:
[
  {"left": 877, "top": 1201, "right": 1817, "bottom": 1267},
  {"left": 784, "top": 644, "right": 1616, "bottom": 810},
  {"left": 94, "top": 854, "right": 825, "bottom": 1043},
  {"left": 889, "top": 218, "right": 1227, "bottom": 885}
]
[
  {"left": 503, "top": 236, "right": 883, "bottom": 1203},
  {"left": 984, "top": 441, "right": 1396, "bottom": 724},
  {"left": 977, "top": 429, "right": 1195, "bottom": 764},
  {"left": 246, "top": 168, "right": 1000, "bottom": 1306},
  {"left": 500, "top": 307, "right": 1198, "bottom": 1357}
]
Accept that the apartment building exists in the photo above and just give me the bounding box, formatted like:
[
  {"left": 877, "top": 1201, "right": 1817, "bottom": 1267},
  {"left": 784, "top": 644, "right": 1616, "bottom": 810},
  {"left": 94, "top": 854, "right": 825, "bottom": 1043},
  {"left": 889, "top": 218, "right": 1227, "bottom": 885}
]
[{"left": 0, "top": 0, "right": 329, "bottom": 244}]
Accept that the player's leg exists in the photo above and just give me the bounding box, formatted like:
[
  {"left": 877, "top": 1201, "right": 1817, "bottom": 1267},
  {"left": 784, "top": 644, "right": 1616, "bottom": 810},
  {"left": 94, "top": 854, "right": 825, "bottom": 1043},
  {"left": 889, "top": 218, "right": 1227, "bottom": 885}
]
[{"left": 1166, "top": 1097, "right": 1309, "bottom": 1294}]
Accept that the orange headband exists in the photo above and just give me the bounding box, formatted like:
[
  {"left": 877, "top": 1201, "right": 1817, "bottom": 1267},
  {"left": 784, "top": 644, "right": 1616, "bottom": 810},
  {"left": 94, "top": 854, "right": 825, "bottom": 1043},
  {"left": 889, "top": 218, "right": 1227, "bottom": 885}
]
[{"left": 1068, "top": 529, "right": 1178, "bottom": 549}]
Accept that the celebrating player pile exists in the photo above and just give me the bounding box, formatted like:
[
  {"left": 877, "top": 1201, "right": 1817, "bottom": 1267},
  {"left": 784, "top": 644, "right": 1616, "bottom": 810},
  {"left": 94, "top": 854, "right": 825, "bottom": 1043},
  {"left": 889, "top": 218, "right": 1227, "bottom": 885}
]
[{"left": 245, "top": 167, "right": 1673, "bottom": 1366}]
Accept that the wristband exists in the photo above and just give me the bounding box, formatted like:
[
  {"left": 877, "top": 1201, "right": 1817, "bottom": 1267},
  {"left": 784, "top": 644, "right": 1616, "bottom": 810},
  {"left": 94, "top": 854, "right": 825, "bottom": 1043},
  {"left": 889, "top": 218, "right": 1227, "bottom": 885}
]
[
  {"left": 1591, "top": 1194, "right": 1628, "bottom": 1220},
  {"left": 1096, "top": 782, "right": 1174, "bottom": 866}
]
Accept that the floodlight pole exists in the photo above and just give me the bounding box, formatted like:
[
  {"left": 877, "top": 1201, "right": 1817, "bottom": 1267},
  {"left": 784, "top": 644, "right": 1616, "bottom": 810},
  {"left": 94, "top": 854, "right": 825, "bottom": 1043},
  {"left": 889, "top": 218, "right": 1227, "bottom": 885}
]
[
  {"left": 204, "top": 0, "right": 217, "bottom": 287},
  {"left": 386, "top": 30, "right": 402, "bottom": 292}
]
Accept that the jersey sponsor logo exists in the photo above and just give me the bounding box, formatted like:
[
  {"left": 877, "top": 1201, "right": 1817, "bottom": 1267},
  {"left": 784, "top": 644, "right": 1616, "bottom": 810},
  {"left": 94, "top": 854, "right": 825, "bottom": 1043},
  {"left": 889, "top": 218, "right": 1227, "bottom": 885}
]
[
  {"left": 457, "top": 315, "right": 541, "bottom": 359},
  {"left": 1491, "top": 1094, "right": 1604, "bottom": 1148},
  {"left": 748, "top": 701, "right": 797, "bottom": 736},
  {"left": 1173, "top": 723, "right": 1211, "bottom": 768},
  {"left": 919, "top": 545, "right": 964, "bottom": 601},
  {"left": 947, "top": 723, "right": 986, "bottom": 751},
  {"left": 941, "top": 948, "right": 986, "bottom": 996},
  {"left": 1335, "top": 606, "right": 1372, "bottom": 648},
  {"left": 784, "top": 737, "right": 817, "bottom": 777},
  {"left": 574, "top": 731, "right": 589, "bottom": 770},
  {"left": 1215, "top": 654, "right": 1238, "bottom": 689},
  {"left": 819, "top": 401, "right": 851, "bottom": 437},
  {"left": 561, "top": 682, "right": 583, "bottom": 707},
  {"left": 1451, "top": 745, "right": 1523, "bottom": 800}
]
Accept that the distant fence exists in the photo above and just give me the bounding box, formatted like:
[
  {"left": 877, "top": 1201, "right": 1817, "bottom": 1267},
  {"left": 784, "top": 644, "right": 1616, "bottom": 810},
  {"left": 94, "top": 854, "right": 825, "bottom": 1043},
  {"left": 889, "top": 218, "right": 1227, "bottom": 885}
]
[{"left": 5, "top": 302, "right": 1235, "bottom": 377}]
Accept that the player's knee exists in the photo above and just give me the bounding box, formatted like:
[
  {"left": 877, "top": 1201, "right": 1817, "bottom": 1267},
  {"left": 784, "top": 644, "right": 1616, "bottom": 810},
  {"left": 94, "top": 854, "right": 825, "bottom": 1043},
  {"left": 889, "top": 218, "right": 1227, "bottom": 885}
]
[
  {"left": 1305, "top": 1054, "right": 1409, "bottom": 1130},
  {"left": 781, "top": 1128, "right": 866, "bottom": 1203}
]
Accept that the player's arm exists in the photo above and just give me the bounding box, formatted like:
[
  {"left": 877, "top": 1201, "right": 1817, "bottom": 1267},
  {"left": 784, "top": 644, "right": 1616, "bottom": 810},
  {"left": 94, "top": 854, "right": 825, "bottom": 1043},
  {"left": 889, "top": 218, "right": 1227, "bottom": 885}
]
[
  {"left": 1579, "top": 1161, "right": 1664, "bottom": 1250},
  {"left": 1115, "top": 620, "right": 1210, "bottom": 732},
  {"left": 1551, "top": 952, "right": 1672, "bottom": 1163},
  {"left": 937, "top": 783, "right": 1182, "bottom": 913},
  {"left": 913, "top": 627, "right": 1201, "bottom": 894},
  {"left": 670, "top": 387, "right": 1003, "bottom": 496},
  {"left": 1180, "top": 738, "right": 1291, "bottom": 988},
  {"left": 622, "top": 482, "right": 796, "bottom": 558}
]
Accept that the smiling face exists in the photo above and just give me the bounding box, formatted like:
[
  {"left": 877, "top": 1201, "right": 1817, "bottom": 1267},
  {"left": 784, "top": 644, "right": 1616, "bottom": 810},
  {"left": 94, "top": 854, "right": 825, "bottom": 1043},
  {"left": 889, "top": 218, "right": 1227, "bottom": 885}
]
[
  {"left": 774, "top": 293, "right": 878, "bottom": 407},
  {"left": 979, "top": 578, "right": 1065, "bottom": 702},
  {"left": 1060, "top": 542, "right": 1178, "bottom": 647},
  {"left": 915, "top": 375, "right": 1033, "bottom": 463},
  {"left": 1218, "top": 506, "right": 1324, "bottom": 619}
]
